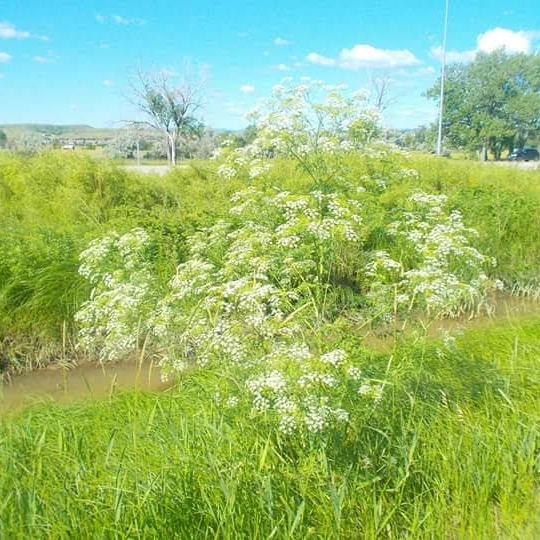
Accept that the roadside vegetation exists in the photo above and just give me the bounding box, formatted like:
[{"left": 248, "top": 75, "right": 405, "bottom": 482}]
[
  {"left": 1, "top": 80, "right": 540, "bottom": 537},
  {"left": 2, "top": 319, "right": 540, "bottom": 538}
]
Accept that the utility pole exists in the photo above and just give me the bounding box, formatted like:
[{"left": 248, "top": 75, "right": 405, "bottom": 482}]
[{"left": 437, "top": 0, "right": 450, "bottom": 156}]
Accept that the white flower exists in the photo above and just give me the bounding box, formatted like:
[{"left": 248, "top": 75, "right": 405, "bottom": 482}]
[
  {"left": 217, "top": 165, "right": 238, "bottom": 179},
  {"left": 347, "top": 366, "right": 362, "bottom": 380},
  {"left": 320, "top": 349, "right": 346, "bottom": 368},
  {"left": 226, "top": 396, "right": 239, "bottom": 408}
]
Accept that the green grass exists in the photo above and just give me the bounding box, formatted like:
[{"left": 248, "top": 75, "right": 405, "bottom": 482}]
[
  {"left": 2, "top": 151, "right": 540, "bottom": 537},
  {"left": 2, "top": 149, "right": 540, "bottom": 374},
  {"left": 1, "top": 318, "right": 540, "bottom": 538},
  {"left": 0, "top": 151, "right": 243, "bottom": 373}
]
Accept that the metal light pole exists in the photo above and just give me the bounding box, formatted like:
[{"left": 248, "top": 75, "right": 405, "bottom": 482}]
[{"left": 436, "top": 0, "right": 450, "bottom": 156}]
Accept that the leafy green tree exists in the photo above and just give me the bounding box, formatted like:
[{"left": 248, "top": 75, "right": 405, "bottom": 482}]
[
  {"left": 426, "top": 51, "right": 540, "bottom": 160},
  {"left": 0, "top": 129, "right": 6, "bottom": 148}
]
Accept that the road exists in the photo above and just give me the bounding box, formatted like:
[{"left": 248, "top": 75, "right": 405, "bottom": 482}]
[
  {"left": 122, "top": 165, "right": 172, "bottom": 176},
  {"left": 487, "top": 160, "right": 540, "bottom": 170}
]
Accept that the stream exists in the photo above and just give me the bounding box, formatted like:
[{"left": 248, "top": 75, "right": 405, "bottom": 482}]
[
  {"left": 2, "top": 294, "right": 540, "bottom": 413},
  {"left": 0, "top": 358, "right": 169, "bottom": 413}
]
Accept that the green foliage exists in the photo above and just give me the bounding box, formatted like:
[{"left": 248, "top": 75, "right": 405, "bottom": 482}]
[
  {"left": 3, "top": 149, "right": 540, "bottom": 376},
  {"left": 3, "top": 135, "right": 540, "bottom": 536},
  {"left": 0, "top": 151, "right": 237, "bottom": 372},
  {"left": 403, "top": 155, "right": 540, "bottom": 287},
  {"left": 1, "top": 319, "right": 540, "bottom": 537},
  {"left": 426, "top": 50, "right": 540, "bottom": 159}
]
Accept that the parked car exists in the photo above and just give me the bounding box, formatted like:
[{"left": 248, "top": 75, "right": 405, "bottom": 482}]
[{"left": 507, "top": 147, "right": 539, "bottom": 161}]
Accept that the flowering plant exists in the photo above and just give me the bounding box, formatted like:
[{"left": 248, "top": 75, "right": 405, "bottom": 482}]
[
  {"left": 215, "top": 80, "right": 380, "bottom": 185},
  {"left": 74, "top": 81, "right": 504, "bottom": 436},
  {"left": 363, "top": 191, "right": 502, "bottom": 319},
  {"left": 75, "top": 229, "right": 157, "bottom": 360}
]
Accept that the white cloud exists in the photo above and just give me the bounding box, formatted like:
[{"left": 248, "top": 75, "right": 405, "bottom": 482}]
[
  {"left": 274, "top": 37, "right": 292, "bottom": 46},
  {"left": 32, "top": 50, "right": 58, "bottom": 64},
  {"left": 307, "top": 45, "right": 420, "bottom": 69},
  {"left": 276, "top": 63, "right": 291, "bottom": 71},
  {"left": 477, "top": 27, "right": 531, "bottom": 54},
  {"left": 103, "top": 79, "right": 114, "bottom": 87},
  {"left": 431, "top": 27, "right": 540, "bottom": 64},
  {"left": 0, "top": 21, "right": 30, "bottom": 39},
  {"left": 395, "top": 66, "right": 436, "bottom": 77},
  {"left": 0, "top": 52, "right": 11, "bottom": 63},
  {"left": 33, "top": 55, "right": 51, "bottom": 64},
  {"left": 240, "top": 84, "right": 255, "bottom": 93},
  {"left": 112, "top": 15, "right": 132, "bottom": 25},
  {"left": 339, "top": 45, "right": 420, "bottom": 69},
  {"left": 96, "top": 14, "right": 145, "bottom": 26},
  {"left": 430, "top": 46, "right": 476, "bottom": 63},
  {"left": 306, "top": 52, "right": 335, "bottom": 66}
]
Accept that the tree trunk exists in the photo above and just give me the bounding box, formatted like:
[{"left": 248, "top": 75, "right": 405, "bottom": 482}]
[
  {"left": 166, "top": 133, "right": 176, "bottom": 166},
  {"left": 165, "top": 134, "right": 172, "bottom": 163},
  {"left": 478, "top": 143, "right": 487, "bottom": 161},
  {"left": 171, "top": 135, "right": 176, "bottom": 166}
]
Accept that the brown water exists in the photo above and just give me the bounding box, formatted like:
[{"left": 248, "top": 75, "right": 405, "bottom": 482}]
[
  {"left": 364, "top": 293, "right": 540, "bottom": 351},
  {"left": 0, "top": 358, "right": 169, "bottom": 413},
  {"left": 2, "top": 294, "right": 540, "bottom": 413}
]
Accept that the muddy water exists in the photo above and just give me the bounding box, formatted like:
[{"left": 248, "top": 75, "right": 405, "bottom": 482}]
[
  {"left": 2, "top": 294, "right": 540, "bottom": 413},
  {"left": 0, "top": 359, "right": 169, "bottom": 413},
  {"left": 364, "top": 293, "right": 540, "bottom": 351}
]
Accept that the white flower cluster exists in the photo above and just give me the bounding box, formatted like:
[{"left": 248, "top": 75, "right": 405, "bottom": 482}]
[
  {"left": 358, "top": 381, "right": 384, "bottom": 403},
  {"left": 75, "top": 229, "right": 156, "bottom": 361},
  {"left": 71, "top": 191, "right": 375, "bottom": 434},
  {"left": 245, "top": 346, "right": 380, "bottom": 435},
  {"left": 216, "top": 80, "right": 381, "bottom": 182},
  {"left": 217, "top": 165, "right": 237, "bottom": 179},
  {"left": 148, "top": 186, "right": 364, "bottom": 377},
  {"left": 320, "top": 349, "right": 347, "bottom": 368},
  {"left": 304, "top": 404, "right": 348, "bottom": 433},
  {"left": 365, "top": 191, "right": 499, "bottom": 318}
]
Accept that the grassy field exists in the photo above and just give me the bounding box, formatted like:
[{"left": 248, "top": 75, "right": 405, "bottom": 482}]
[
  {"left": 1, "top": 319, "right": 540, "bottom": 538},
  {"left": 1, "top": 149, "right": 540, "bottom": 537}
]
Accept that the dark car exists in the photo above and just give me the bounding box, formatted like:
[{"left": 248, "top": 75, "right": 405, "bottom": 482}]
[{"left": 507, "top": 147, "right": 539, "bottom": 161}]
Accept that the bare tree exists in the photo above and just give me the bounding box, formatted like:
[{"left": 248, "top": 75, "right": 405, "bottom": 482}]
[
  {"left": 368, "top": 73, "right": 395, "bottom": 113},
  {"left": 128, "top": 64, "right": 205, "bottom": 165}
]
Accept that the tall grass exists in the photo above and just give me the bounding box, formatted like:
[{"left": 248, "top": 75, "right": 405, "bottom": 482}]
[
  {"left": 408, "top": 156, "right": 540, "bottom": 287},
  {"left": 1, "top": 319, "right": 539, "bottom": 538},
  {"left": 2, "top": 151, "right": 540, "bottom": 537},
  {"left": 0, "top": 151, "right": 243, "bottom": 373},
  {"left": 3, "top": 151, "right": 540, "bottom": 375}
]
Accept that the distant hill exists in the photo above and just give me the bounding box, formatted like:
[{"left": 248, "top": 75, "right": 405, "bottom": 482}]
[
  {"left": 0, "top": 124, "right": 243, "bottom": 142},
  {"left": 0, "top": 124, "right": 120, "bottom": 140}
]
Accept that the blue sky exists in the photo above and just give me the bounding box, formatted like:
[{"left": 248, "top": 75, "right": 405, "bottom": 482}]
[{"left": 1, "top": 1, "right": 539, "bottom": 130}]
